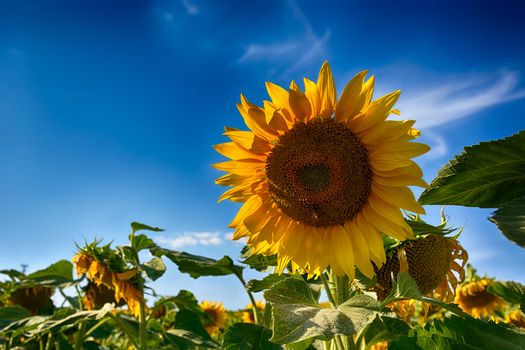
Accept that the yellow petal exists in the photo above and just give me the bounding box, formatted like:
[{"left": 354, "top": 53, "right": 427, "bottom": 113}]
[
  {"left": 317, "top": 61, "right": 336, "bottom": 119},
  {"left": 334, "top": 70, "right": 368, "bottom": 123},
  {"left": 304, "top": 77, "right": 321, "bottom": 119}
]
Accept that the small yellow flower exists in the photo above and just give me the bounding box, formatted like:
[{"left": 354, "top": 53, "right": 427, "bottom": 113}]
[
  {"left": 370, "top": 341, "right": 389, "bottom": 350},
  {"left": 201, "top": 301, "right": 228, "bottom": 336},
  {"left": 240, "top": 301, "right": 265, "bottom": 323},
  {"left": 454, "top": 279, "right": 505, "bottom": 318},
  {"left": 505, "top": 309, "right": 525, "bottom": 328}
]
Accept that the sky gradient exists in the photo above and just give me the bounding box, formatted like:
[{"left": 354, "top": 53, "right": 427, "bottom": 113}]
[{"left": 1, "top": 0, "right": 525, "bottom": 308}]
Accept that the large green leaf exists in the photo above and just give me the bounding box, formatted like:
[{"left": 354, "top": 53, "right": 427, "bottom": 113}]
[
  {"left": 490, "top": 196, "right": 525, "bottom": 248},
  {"left": 24, "top": 260, "right": 74, "bottom": 285},
  {"left": 164, "top": 329, "right": 219, "bottom": 349},
  {"left": 0, "top": 306, "right": 31, "bottom": 323},
  {"left": 242, "top": 254, "right": 277, "bottom": 272},
  {"left": 152, "top": 248, "right": 244, "bottom": 278},
  {"left": 130, "top": 222, "right": 164, "bottom": 235},
  {"left": 223, "top": 323, "right": 282, "bottom": 350},
  {"left": 264, "top": 278, "right": 380, "bottom": 344},
  {"left": 247, "top": 274, "right": 297, "bottom": 293},
  {"left": 356, "top": 316, "right": 410, "bottom": 350},
  {"left": 390, "top": 315, "right": 525, "bottom": 350},
  {"left": 131, "top": 233, "right": 157, "bottom": 252},
  {"left": 419, "top": 131, "right": 525, "bottom": 208}
]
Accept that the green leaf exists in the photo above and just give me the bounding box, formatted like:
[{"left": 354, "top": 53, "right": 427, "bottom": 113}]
[
  {"left": 142, "top": 257, "right": 166, "bottom": 281},
  {"left": 382, "top": 273, "right": 466, "bottom": 316},
  {"left": 222, "top": 323, "right": 282, "bottom": 350},
  {"left": 264, "top": 278, "right": 380, "bottom": 344},
  {"left": 0, "top": 269, "right": 25, "bottom": 279},
  {"left": 152, "top": 248, "right": 244, "bottom": 278},
  {"left": 419, "top": 131, "right": 525, "bottom": 208},
  {"left": 490, "top": 196, "right": 525, "bottom": 248},
  {"left": 247, "top": 274, "right": 296, "bottom": 293},
  {"left": 130, "top": 222, "right": 164, "bottom": 235},
  {"left": 131, "top": 233, "right": 157, "bottom": 252},
  {"left": 391, "top": 315, "right": 525, "bottom": 350},
  {"left": 406, "top": 219, "right": 456, "bottom": 237},
  {"left": 356, "top": 316, "right": 410, "bottom": 350},
  {"left": 174, "top": 309, "right": 212, "bottom": 341},
  {"left": 0, "top": 306, "right": 31, "bottom": 322},
  {"left": 488, "top": 281, "right": 525, "bottom": 305},
  {"left": 242, "top": 254, "right": 278, "bottom": 272},
  {"left": 24, "top": 260, "right": 73, "bottom": 285},
  {"left": 165, "top": 329, "right": 219, "bottom": 349}
]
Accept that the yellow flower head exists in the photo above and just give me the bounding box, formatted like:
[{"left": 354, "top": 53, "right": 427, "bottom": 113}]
[
  {"left": 214, "top": 62, "right": 429, "bottom": 278},
  {"left": 201, "top": 301, "right": 228, "bottom": 335},
  {"left": 8, "top": 286, "right": 54, "bottom": 315},
  {"left": 240, "top": 301, "right": 265, "bottom": 323},
  {"left": 72, "top": 252, "right": 142, "bottom": 317},
  {"left": 505, "top": 309, "right": 525, "bottom": 329},
  {"left": 454, "top": 279, "right": 505, "bottom": 318},
  {"left": 83, "top": 282, "right": 125, "bottom": 311},
  {"left": 375, "top": 234, "right": 468, "bottom": 301}
]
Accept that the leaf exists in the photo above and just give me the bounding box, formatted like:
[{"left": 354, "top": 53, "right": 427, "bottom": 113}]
[
  {"left": 390, "top": 315, "right": 525, "bottom": 350},
  {"left": 264, "top": 278, "right": 380, "bottom": 344},
  {"left": 382, "top": 273, "right": 466, "bottom": 316},
  {"left": 131, "top": 233, "right": 157, "bottom": 252},
  {"left": 130, "top": 222, "right": 164, "bottom": 235},
  {"left": 490, "top": 196, "right": 525, "bottom": 248},
  {"left": 242, "top": 254, "right": 278, "bottom": 272},
  {"left": 488, "top": 281, "right": 525, "bottom": 305},
  {"left": 24, "top": 260, "right": 74, "bottom": 285},
  {"left": 174, "top": 309, "right": 212, "bottom": 341},
  {"left": 165, "top": 329, "right": 219, "bottom": 349},
  {"left": 0, "top": 269, "right": 25, "bottom": 279},
  {"left": 406, "top": 219, "right": 455, "bottom": 237},
  {"left": 0, "top": 306, "right": 31, "bottom": 322},
  {"left": 247, "top": 274, "right": 296, "bottom": 293},
  {"left": 222, "top": 323, "right": 282, "bottom": 350},
  {"left": 152, "top": 248, "right": 244, "bottom": 279},
  {"left": 419, "top": 131, "right": 525, "bottom": 208},
  {"left": 142, "top": 257, "right": 166, "bottom": 281},
  {"left": 356, "top": 316, "right": 410, "bottom": 350}
]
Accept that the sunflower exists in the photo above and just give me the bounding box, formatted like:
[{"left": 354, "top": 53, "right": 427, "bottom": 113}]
[
  {"left": 375, "top": 234, "right": 467, "bottom": 301},
  {"left": 201, "top": 301, "right": 228, "bottom": 336},
  {"left": 240, "top": 301, "right": 265, "bottom": 323},
  {"left": 83, "top": 282, "right": 125, "bottom": 311},
  {"left": 214, "top": 62, "right": 429, "bottom": 278},
  {"left": 73, "top": 252, "right": 143, "bottom": 317},
  {"left": 505, "top": 309, "right": 525, "bottom": 328},
  {"left": 8, "top": 286, "right": 54, "bottom": 315},
  {"left": 454, "top": 279, "right": 505, "bottom": 318}
]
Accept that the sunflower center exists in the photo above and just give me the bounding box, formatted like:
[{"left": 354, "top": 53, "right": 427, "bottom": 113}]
[{"left": 266, "top": 119, "right": 372, "bottom": 227}]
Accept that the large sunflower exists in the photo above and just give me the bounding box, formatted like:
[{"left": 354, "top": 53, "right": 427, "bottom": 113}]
[
  {"left": 214, "top": 62, "right": 429, "bottom": 278},
  {"left": 454, "top": 279, "right": 505, "bottom": 318}
]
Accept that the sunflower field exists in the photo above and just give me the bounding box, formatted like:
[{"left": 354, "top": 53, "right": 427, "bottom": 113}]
[{"left": 1, "top": 63, "right": 525, "bottom": 350}]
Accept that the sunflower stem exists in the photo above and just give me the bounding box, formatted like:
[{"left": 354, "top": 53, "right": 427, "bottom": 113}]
[
  {"left": 235, "top": 273, "right": 260, "bottom": 324},
  {"left": 335, "top": 275, "right": 350, "bottom": 306},
  {"left": 110, "top": 313, "right": 140, "bottom": 349},
  {"left": 139, "top": 298, "right": 148, "bottom": 350},
  {"left": 74, "top": 286, "right": 87, "bottom": 350},
  {"left": 320, "top": 273, "right": 337, "bottom": 308}
]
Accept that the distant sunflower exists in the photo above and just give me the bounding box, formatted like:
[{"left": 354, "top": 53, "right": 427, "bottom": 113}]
[
  {"left": 214, "top": 62, "right": 429, "bottom": 278},
  {"left": 375, "top": 234, "right": 467, "bottom": 301},
  {"left": 454, "top": 279, "right": 505, "bottom": 318},
  {"left": 506, "top": 309, "right": 525, "bottom": 328},
  {"left": 73, "top": 252, "right": 142, "bottom": 317},
  {"left": 8, "top": 286, "right": 54, "bottom": 315},
  {"left": 201, "top": 301, "right": 228, "bottom": 336},
  {"left": 241, "top": 301, "right": 265, "bottom": 323}
]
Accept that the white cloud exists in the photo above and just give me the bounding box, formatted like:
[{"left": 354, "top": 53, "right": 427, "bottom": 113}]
[
  {"left": 393, "top": 70, "right": 525, "bottom": 129},
  {"left": 181, "top": 0, "right": 199, "bottom": 15},
  {"left": 155, "top": 231, "right": 222, "bottom": 249},
  {"left": 238, "top": 0, "right": 329, "bottom": 77}
]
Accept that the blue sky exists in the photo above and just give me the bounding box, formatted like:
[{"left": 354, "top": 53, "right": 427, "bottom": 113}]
[{"left": 1, "top": 0, "right": 525, "bottom": 309}]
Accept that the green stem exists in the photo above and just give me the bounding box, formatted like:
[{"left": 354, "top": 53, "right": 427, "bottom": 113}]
[
  {"left": 235, "top": 273, "right": 260, "bottom": 324},
  {"left": 320, "top": 273, "right": 337, "bottom": 308},
  {"left": 335, "top": 275, "right": 350, "bottom": 306},
  {"left": 44, "top": 333, "right": 52, "bottom": 350},
  {"left": 74, "top": 286, "right": 86, "bottom": 350},
  {"left": 261, "top": 303, "right": 272, "bottom": 328},
  {"left": 84, "top": 318, "right": 109, "bottom": 338},
  {"left": 110, "top": 314, "right": 139, "bottom": 349},
  {"left": 139, "top": 297, "right": 148, "bottom": 350}
]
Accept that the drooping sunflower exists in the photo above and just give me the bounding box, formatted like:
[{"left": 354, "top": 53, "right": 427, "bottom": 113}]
[
  {"left": 214, "top": 62, "right": 429, "bottom": 278},
  {"left": 83, "top": 282, "right": 125, "bottom": 311},
  {"left": 375, "top": 234, "right": 468, "bottom": 301},
  {"left": 8, "top": 286, "right": 54, "bottom": 315},
  {"left": 73, "top": 252, "right": 143, "bottom": 317},
  {"left": 454, "top": 279, "right": 505, "bottom": 318},
  {"left": 200, "top": 301, "right": 228, "bottom": 336}
]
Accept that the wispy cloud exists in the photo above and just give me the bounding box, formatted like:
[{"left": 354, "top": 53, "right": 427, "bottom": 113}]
[
  {"left": 181, "top": 0, "right": 199, "bottom": 15},
  {"left": 155, "top": 231, "right": 222, "bottom": 249},
  {"left": 393, "top": 70, "right": 525, "bottom": 129},
  {"left": 238, "top": 0, "right": 329, "bottom": 77}
]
